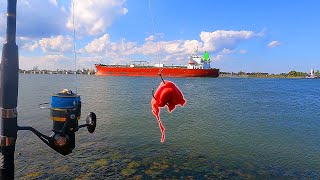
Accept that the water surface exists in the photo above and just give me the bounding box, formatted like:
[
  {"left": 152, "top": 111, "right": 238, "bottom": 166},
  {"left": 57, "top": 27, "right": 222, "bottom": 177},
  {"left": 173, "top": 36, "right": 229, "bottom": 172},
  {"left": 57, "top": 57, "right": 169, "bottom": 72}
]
[{"left": 15, "top": 74, "right": 320, "bottom": 179}]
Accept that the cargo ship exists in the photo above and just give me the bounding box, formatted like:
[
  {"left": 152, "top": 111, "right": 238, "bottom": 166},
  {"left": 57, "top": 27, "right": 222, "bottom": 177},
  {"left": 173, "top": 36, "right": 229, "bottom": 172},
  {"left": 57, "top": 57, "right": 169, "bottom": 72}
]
[{"left": 95, "top": 50, "right": 219, "bottom": 77}]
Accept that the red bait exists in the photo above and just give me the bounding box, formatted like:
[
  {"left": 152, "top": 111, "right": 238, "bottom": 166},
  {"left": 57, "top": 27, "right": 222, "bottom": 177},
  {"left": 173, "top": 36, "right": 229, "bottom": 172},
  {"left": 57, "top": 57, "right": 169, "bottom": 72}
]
[{"left": 151, "top": 80, "right": 186, "bottom": 143}]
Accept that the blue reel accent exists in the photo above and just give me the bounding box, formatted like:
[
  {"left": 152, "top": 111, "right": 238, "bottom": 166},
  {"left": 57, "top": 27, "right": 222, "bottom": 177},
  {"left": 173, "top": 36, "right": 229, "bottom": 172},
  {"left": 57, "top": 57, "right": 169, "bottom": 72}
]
[{"left": 51, "top": 95, "right": 81, "bottom": 109}]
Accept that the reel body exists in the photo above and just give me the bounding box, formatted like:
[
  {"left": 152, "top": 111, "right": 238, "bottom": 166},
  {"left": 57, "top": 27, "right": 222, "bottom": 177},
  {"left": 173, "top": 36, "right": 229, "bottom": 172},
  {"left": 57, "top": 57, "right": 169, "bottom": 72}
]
[{"left": 49, "top": 90, "right": 81, "bottom": 155}]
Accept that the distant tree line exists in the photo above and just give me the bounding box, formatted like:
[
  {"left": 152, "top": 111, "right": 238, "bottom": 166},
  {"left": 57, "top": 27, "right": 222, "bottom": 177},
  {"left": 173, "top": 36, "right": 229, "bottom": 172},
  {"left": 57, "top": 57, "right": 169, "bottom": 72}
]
[
  {"left": 220, "top": 70, "right": 314, "bottom": 78},
  {"left": 287, "top": 70, "right": 308, "bottom": 77},
  {"left": 19, "top": 68, "right": 96, "bottom": 75}
]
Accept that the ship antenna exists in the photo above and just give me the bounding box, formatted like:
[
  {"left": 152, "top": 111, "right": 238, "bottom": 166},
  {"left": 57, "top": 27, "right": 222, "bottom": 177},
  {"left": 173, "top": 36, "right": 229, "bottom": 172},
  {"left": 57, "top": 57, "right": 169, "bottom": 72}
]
[{"left": 147, "top": 0, "right": 163, "bottom": 78}]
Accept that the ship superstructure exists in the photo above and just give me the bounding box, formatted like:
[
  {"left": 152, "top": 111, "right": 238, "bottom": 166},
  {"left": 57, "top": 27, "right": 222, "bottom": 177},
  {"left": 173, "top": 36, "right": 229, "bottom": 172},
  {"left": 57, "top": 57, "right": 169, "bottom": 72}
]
[{"left": 187, "top": 49, "right": 211, "bottom": 69}]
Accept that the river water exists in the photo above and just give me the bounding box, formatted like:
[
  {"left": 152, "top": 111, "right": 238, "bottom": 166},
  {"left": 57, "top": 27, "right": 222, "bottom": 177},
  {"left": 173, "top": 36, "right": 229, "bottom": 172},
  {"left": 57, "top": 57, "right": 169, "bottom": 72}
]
[{"left": 14, "top": 74, "right": 320, "bottom": 179}]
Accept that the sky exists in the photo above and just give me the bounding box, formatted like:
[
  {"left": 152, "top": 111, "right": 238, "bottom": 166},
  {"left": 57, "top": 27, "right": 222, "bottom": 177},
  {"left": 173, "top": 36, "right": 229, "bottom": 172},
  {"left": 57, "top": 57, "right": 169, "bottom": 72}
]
[{"left": 0, "top": 0, "right": 319, "bottom": 73}]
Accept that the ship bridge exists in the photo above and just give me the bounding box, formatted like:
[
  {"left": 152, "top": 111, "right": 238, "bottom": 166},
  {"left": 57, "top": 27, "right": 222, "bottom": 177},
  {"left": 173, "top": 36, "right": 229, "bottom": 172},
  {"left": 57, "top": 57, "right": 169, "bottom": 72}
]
[{"left": 187, "top": 51, "right": 211, "bottom": 69}]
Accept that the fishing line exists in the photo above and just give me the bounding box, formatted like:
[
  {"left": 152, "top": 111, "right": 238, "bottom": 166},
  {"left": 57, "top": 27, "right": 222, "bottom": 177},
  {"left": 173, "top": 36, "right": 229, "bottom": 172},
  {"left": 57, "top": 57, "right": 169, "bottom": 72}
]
[
  {"left": 72, "top": 0, "right": 78, "bottom": 94},
  {"left": 37, "top": 0, "right": 79, "bottom": 110},
  {"left": 147, "top": 0, "right": 162, "bottom": 74}
]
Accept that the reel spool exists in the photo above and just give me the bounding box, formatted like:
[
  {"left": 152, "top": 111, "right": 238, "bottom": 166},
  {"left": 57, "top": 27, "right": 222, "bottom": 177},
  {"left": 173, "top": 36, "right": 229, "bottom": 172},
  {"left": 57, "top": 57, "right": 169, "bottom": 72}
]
[{"left": 50, "top": 89, "right": 81, "bottom": 131}]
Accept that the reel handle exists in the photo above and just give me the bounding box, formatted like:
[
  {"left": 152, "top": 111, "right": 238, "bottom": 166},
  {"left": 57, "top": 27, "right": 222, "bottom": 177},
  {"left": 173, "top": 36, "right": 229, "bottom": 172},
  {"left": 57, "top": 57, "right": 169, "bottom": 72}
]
[{"left": 78, "top": 112, "right": 97, "bottom": 133}]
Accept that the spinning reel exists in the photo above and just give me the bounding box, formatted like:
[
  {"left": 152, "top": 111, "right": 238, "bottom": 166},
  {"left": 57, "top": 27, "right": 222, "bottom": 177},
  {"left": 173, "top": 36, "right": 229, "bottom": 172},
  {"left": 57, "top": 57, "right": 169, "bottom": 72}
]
[{"left": 18, "top": 89, "right": 97, "bottom": 155}]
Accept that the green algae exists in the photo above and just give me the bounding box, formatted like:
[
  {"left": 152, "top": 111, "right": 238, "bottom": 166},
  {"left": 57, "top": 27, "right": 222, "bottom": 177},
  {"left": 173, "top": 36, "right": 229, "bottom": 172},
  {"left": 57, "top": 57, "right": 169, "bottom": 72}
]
[
  {"left": 94, "top": 159, "right": 107, "bottom": 166},
  {"left": 75, "top": 172, "right": 95, "bottom": 180},
  {"left": 17, "top": 145, "right": 308, "bottom": 179},
  {"left": 53, "top": 165, "right": 70, "bottom": 173},
  {"left": 132, "top": 175, "right": 143, "bottom": 180},
  {"left": 20, "top": 171, "right": 41, "bottom": 179},
  {"left": 111, "top": 150, "right": 121, "bottom": 160},
  {"left": 144, "top": 160, "right": 171, "bottom": 178},
  {"left": 127, "top": 161, "right": 141, "bottom": 169},
  {"left": 121, "top": 168, "right": 136, "bottom": 176}
]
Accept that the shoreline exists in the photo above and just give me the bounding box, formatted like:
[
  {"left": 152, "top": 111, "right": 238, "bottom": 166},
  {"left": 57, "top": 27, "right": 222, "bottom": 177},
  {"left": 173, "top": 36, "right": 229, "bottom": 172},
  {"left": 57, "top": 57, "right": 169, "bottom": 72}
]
[
  {"left": 219, "top": 74, "right": 312, "bottom": 79},
  {"left": 20, "top": 72, "right": 315, "bottom": 79}
]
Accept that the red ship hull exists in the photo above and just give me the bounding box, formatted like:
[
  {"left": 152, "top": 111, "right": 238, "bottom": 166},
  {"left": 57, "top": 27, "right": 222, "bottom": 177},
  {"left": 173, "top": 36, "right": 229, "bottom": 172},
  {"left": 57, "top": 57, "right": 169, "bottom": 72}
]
[{"left": 95, "top": 64, "right": 219, "bottom": 77}]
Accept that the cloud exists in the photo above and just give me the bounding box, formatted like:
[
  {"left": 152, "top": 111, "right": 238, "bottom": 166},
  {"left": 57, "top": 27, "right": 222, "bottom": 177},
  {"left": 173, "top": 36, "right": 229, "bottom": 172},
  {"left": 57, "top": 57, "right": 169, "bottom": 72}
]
[
  {"left": 17, "top": 29, "right": 262, "bottom": 70},
  {"left": 138, "top": 40, "right": 184, "bottom": 55},
  {"left": 239, "top": 50, "right": 247, "bottom": 54},
  {"left": 66, "top": 0, "right": 128, "bottom": 36},
  {"left": 15, "top": 0, "right": 67, "bottom": 38},
  {"left": 200, "top": 30, "right": 255, "bottom": 52},
  {"left": 209, "top": 48, "right": 234, "bottom": 62},
  {"left": 23, "top": 42, "right": 39, "bottom": 51},
  {"left": 20, "top": 55, "right": 73, "bottom": 70},
  {"left": 23, "top": 35, "right": 73, "bottom": 53},
  {"left": 0, "top": 36, "right": 4, "bottom": 44},
  {"left": 211, "top": 54, "right": 224, "bottom": 61},
  {"left": 83, "top": 33, "right": 139, "bottom": 58},
  {"left": 20, "top": 54, "right": 99, "bottom": 70},
  {"left": 77, "top": 56, "right": 102, "bottom": 69},
  {"left": 49, "top": 0, "right": 58, "bottom": 6},
  {"left": 39, "top": 35, "right": 73, "bottom": 53},
  {"left": 83, "top": 34, "right": 111, "bottom": 54},
  {"left": 267, "top": 40, "right": 281, "bottom": 48},
  {"left": 181, "top": 40, "right": 203, "bottom": 54},
  {"left": 0, "top": 2, "right": 6, "bottom": 35},
  {"left": 145, "top": 35, "right": 155, "bottom": 41},
  {"left": 221, "top": 48, "right": 233, "bottom": 54},
  {"left": 137, "top": 30, "right": 255, "bottom": 57},
  {"left": 1, "top": 0, "right": 66, "bottom": 38},
  {"left": 80, "top": 30, "right": 260, "bottom": 66}
]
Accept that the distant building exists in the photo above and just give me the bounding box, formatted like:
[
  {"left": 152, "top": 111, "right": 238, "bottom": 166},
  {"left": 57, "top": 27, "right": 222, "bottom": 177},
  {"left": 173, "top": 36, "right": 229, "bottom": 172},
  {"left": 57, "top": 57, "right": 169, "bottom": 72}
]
[
  {"left": 310, "top": 68, "right": 315, "bottom": 76},
  {"left": 32, "top": 66, "right": 39, "bottom": 71}
]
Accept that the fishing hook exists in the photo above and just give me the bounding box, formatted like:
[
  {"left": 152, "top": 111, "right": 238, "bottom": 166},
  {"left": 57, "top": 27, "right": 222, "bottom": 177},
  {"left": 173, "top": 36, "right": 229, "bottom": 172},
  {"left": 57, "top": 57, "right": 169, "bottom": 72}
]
[{"left": 158, "top": 69, "right": 165, "bottom": 84}]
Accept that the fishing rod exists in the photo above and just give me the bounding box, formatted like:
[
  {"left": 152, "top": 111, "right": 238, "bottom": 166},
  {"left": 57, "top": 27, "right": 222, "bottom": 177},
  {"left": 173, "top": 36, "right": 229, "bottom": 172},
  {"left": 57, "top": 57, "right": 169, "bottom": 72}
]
[
  {"left": 0, "top": 1, "right": 97, "bottom": 179},
  {"left": 0, "top": 0, "right": 19, "bottom": 178}
]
